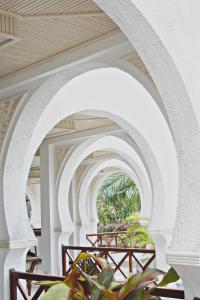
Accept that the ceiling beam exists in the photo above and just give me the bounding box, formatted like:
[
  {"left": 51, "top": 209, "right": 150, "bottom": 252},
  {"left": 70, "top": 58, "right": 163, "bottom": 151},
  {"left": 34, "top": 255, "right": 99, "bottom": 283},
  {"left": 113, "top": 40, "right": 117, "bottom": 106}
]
[
  {"left": 44, "top": 124, "right": 125, "bottom": 146},
  {"left": 0, "top": 31, "right": 132, "bottom": 94},
  {"left": 24, "top": 12, "right": 105, "bottom": 20},
  {"left": 0, "top": 10, "right": 105, "bottom": 21},
  {"left": 81, "top": 153, "right": 121, "bottom": 165}
]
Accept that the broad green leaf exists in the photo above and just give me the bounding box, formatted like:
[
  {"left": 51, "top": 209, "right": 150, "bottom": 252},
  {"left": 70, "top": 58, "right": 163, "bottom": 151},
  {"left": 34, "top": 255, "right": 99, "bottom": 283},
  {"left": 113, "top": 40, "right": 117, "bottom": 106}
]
[
  {"left": 91, "top": 286, "right": 120, "bottom": 300},
  {"left": 89, "top": 269, "right": 114, "bottom": 300},
  {"left": 97, "top": 268, "right": 113, "bottom": 288},
  {"left": 80, "top": 272, "right": 111, "bottom": 300},
  {"left": 158, "top": 267, "right": 180, "bottom": 287},
  {"left": 40, "top": 283, "right": 70, "bottom": 300},
  {"left": 124, "top": 287, "right": 145, "bottom": 300},
  {"left": 78, "top": 269, "right": 103, "bottom": 300},
  {"left": 79, "top": 269, "right": 97, "bottom": 285},
  {"left": 91, "top": 286, "right": 102, "bottom": 300},
  {"left": 118, "top": 269, "right": 160, "bottom": 299},
  {"left": 110, "top": 281, "right": 123, "bottom": 291},
  {"left": 91, "top": 282, "right": 106, "bottom": 300},
  {"left": 34, "top": 280, "right": 63, "bottom": 287}
]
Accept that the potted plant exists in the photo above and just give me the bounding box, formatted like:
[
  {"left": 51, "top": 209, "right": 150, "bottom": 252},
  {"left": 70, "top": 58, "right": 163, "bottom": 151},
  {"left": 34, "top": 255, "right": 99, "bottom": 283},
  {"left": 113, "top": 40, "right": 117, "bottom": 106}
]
[{"left": 37, "top": 252, "right": 179, "bottom": 300}]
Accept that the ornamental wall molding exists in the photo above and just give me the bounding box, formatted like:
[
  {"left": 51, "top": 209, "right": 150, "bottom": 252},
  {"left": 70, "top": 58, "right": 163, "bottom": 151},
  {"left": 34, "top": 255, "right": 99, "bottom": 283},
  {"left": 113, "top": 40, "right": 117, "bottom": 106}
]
[
  {"left": 0, "top": 94, "right": 23, "bottom": 154},
  {"left": 167, "top": 251, "right": 200, "bottom": 267},
  {"left": 54, "top": 145, "right": 71, "bottom": 177},
  {"left": 0, "top": 239, "right": 37, "bottom": 249}
]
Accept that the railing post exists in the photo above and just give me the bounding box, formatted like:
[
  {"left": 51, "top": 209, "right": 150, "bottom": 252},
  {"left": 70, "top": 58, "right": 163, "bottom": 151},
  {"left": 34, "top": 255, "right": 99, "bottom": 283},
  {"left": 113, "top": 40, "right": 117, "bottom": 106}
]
[
  {"left": 115, "top": 234, "right": 118, "bottom": 247},
  {"left": 128, "top": 251, "right": 133, "bottom": 273},
  {"left": 9, "top": 269, "right": 17, "bottom": 300},
  {"left": 61, "top": 245, "right": 66, "bottom": 276}
]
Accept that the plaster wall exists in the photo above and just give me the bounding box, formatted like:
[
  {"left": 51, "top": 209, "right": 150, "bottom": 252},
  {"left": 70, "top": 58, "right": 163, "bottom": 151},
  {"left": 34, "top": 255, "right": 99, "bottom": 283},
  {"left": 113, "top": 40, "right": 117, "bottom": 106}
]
[
  {"left": 94, "top": 0, "right": 200, "bottom": 255},
  {"left": 131, "top": 0, "right": 200, "bottom": 123}
]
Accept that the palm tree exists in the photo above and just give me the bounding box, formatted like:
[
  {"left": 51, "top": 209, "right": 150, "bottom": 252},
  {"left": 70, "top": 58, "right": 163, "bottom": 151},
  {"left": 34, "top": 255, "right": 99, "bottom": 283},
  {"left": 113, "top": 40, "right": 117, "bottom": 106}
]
[{"left": 97, "top": 172, "right": 141, "bottom": 225}]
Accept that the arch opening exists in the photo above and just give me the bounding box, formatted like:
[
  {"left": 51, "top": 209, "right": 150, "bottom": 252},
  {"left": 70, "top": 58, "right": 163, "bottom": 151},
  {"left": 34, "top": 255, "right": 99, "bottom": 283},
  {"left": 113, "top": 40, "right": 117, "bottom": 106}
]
[
  {"left": 4, "top": 67, "right": 177, "bottom": 242},
  {"left": 96, "top": 171, "right": 142, "bottom": 231},
  {"left": 2, "top": 67, "right": 178, "bottom": 285}
]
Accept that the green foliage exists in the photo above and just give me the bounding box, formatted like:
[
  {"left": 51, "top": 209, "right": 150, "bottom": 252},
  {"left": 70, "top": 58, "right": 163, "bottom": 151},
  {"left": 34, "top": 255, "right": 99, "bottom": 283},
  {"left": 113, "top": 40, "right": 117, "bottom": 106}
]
[
  {"left": 158, "top": 267, "right": 180, "bottom": 287},
  {"left": 41, "top": 283, "right": 70, "bottom": 300},
  {"left": 97, "top": 172, "right": 154, "bottom": 249},
  {"left": 116, "top": 213, "right": 154, "bottom": 249},
  {"left": 125, "top": 213, "right": 149, "bottom": 224},
  {"left": 97, "top": 173, "right": 141, "bottom": 226},
  {"left": 37, "top": 252, "right": 180, "bottom": 300}
]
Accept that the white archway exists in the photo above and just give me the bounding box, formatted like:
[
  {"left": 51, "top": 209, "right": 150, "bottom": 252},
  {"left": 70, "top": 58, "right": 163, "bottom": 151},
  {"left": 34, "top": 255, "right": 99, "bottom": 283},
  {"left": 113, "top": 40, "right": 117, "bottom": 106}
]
[
  {"left": 94, "top": 0, "right": 200, "bottom": 247},
  {"left": 90, "top": 171, "right": 119, "bottom": 225},
  {"left": 56, "top": 135, "right": 171, "bottom": 272},
  {"left": 36, "top": 67, "right": 174, "bottom": 275},
  {"left": 0, "top": 66, "right": 177, "bottom": 297},
  {"left": 57, "top": 135, "right": 167, "bottom": 231},
  {"left": 77, "top": 158, "right": 150, "bottom": 247},
  {"left": 1, "top": 66, "right": 177, "bottom": 239},
  {"left": 77, "top": 158, "right": 151, "bottom": 227},
  {"left": 51, "top": 132, "right": 171, "bottom": 274}
]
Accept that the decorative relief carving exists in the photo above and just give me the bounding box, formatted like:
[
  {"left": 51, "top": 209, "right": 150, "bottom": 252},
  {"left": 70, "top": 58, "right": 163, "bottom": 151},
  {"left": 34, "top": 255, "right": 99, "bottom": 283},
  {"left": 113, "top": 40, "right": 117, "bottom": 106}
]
[
  {"left": 0, "top": 94, "right": 23, "bottom": 152},
  {"left": 55, "top": 145, "right": 70, "bottom": 176},
  {"left": 0, "top": 13, "right": 20, "bottom": 50},
  {"left": 55, "top": 119, "right": 76, "bottom": 130}
]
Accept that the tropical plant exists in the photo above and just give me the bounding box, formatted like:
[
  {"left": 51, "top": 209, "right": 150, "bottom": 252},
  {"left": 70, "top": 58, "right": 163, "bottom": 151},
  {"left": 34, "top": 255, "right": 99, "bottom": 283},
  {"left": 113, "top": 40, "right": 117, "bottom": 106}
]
[
  {"left": 121, "top": 213, "right": 154, "bottom": 248},
  {"left": 97, "top": 173, "right": 141, "bottom": 226},
  {"left": 37, "top": 252, "right": 180, "bottom": 300}
]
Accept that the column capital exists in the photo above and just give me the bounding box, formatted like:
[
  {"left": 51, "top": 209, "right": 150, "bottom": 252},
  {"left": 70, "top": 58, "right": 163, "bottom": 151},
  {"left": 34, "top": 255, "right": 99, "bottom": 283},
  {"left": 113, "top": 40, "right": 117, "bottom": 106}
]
[
  {"left": 167, "top": 251, "right": 200, "bottom": 299},
  {"left": 167, "top": 251, "right": 200, "bottom": 267}
]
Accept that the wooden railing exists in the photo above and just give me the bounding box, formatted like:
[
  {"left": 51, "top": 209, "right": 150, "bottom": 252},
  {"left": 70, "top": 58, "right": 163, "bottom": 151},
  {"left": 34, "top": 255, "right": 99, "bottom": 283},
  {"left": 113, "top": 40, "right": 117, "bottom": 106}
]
[
  {"left": 26, "top": 254, "right": 42, "bottom": 295},
  {"left": 86, "top": 231, "right": 127, "bottom": 247},
  {"left": 62, "top": 245, "right": 156, "bottom": 279},
  {"left": 26, "top": 229, "right": 42, "bottom": 295},
  {"left": 9, "top": 268, "right": 184, "bottom": 299},
  {"left": 9, "top": 269, "right": 64, "bottom": 300},
  {"left": 151, "top": 287, "right": 184, "bottom": 299},
  {"left": 33, "top": 228, "right": 41, "bottom": 237}
]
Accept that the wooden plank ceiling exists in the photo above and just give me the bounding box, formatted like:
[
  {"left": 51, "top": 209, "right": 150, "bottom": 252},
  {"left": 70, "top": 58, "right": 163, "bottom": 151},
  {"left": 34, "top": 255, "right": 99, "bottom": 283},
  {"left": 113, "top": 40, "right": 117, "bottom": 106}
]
[{"left": 0, "top": 0, "right": 118, "bottom": 78}]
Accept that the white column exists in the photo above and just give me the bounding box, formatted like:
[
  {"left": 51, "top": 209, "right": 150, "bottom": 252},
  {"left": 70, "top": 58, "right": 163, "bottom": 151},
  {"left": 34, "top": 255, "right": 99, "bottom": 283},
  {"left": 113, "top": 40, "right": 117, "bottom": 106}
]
[
  {"left": 40, "top": 141, "right": 61, "bottom": 275},
  {"left": 40, "top": 141, "right": 75, "bottom": 275},
  {"left": 87, "top": 187, "right": 98, "bottom": 235},
  {"left": 72, "top": 170, "right": 84, "bottom": 246},
  {"left": 167, "top": 253, "right": 200, "bottom": 299},
  {"left": 150, "top": 230, "right": 172, "bottom": 271},
  {"left": 35, "top": 184, "right": 41, "bottom": 228},
  {"left": 0, "top": 242, "right": 35, "bottom": 299}
]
